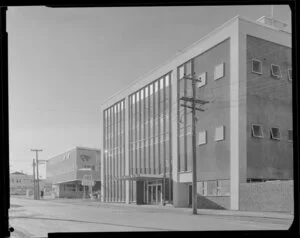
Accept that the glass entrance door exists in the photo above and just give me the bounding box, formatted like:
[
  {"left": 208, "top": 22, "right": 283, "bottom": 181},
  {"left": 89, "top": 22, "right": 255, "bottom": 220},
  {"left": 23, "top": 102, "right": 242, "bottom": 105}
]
[
  {"left": 188, "top": 184, "right": 192, "bottom": 207},
  {"left": 152, "top": 186, "right": 156, "bottom": 204},
  {"left": 157, "top": 185, "right": 162, "bottom": 204},
  {"left": 147, "top": 184, "right": 162, "bottom": 204},
  {"left": 148, "top": 186, "right": 152, "bottom": 204}
]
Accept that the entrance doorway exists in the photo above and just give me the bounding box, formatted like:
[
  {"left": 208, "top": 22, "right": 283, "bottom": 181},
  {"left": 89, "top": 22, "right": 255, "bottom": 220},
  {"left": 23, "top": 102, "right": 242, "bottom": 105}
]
[
  {"left": 188, "top": 184, "right": 192, "bottom": 207},
  {"left": 146, "top": 183, "right": 162, "bottom": 204}
]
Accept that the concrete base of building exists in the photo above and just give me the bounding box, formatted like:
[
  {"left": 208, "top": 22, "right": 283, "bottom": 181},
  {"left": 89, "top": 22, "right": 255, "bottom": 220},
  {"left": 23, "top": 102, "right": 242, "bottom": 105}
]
[{"left": 173, "top": 182, "right": 189, "bottom": 208}]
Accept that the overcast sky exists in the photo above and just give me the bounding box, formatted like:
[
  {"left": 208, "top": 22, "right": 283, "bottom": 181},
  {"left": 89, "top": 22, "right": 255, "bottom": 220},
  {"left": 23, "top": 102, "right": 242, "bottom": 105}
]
[{"left": 7, "top": 5, "right": 291, "bottom": 178}]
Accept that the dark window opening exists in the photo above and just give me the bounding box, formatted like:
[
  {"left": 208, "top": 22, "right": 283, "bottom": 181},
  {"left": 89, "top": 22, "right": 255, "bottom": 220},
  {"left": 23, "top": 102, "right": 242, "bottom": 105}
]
[
  {"left": 251, "top": 124, "right": 264, "bottom": 138},
  {"left": 271, "top": 64, "right": 282, "bottom": 78},
  {"left": 270, "top": 127, "right": 281, "bottom": 140},
  {"left": 288, "top": 68, "right": 292, "bottom": 81},
  {"left": 252, "top": 59, "right": 262, "bottom": 74},
  {"left": 288, "top": 129, "right": 293, "bottom": 142}
]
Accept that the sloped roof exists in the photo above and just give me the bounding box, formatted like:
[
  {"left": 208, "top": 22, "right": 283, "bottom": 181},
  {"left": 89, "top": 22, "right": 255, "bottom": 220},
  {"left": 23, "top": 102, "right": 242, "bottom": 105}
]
[{"left": 11, "top": 171, "right": 26, "bottom": 175}]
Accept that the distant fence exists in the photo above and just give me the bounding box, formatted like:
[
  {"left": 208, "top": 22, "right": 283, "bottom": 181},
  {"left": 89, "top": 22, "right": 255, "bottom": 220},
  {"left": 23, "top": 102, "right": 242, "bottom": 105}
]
[{"left": 240, "top": 180, "right": 293, "bottom": 212}]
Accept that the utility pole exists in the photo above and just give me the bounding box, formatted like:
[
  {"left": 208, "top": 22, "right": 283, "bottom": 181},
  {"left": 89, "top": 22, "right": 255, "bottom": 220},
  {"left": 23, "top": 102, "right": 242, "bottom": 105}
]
[
  {"left": 32, "top": 159, "right": 36, "bottom": 200},
  {"left": 179, "top": 62, "right": 208, "bottom": 215},
  {"left": 31, "top": 149, "right": 43, "bottom": 200}
]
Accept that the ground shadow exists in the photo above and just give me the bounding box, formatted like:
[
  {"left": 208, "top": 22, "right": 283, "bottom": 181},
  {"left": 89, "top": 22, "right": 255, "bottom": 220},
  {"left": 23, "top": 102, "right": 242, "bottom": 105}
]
[
  {"left": 10, "top": 216, "right": 175, "bottom": 231},
  {"left": 197, "top": 196, "right": 226, "bottom": 210}
]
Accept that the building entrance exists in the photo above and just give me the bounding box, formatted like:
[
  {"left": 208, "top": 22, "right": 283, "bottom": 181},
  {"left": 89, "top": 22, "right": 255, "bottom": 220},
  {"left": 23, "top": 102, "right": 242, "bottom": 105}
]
[{"left": 145, "top": 183, "right": 162, "bottom": 204}]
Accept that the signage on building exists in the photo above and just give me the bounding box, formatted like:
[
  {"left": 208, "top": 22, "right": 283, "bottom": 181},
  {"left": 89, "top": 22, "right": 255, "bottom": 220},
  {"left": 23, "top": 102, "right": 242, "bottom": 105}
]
[
  {"left": 80, "top": 154, "right": 91, "bottom": 162},
  {"left": 81, "top": 180, "right": 95, "bottom": 186}
]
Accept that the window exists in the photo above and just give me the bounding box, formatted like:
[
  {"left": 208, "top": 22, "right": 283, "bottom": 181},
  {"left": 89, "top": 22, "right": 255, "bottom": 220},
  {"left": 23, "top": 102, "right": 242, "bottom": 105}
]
[
  {"left": 288, "top": 129, "right": 293, "bottom": 142},
  {"left": 179, "top": 65, "right": 185, "bottom": 80},
  {"left": 215, "top": 126, "right": 225, "bottom": 141},
  {"left": 270, "top": 127, "right": 281, "bottom": 140},
  {"left": 197, "top": 72, "right": 207, "bottom": 88},
  {"left": 214, "top": 63, "right": 225, "bottom": 80},
  {"left": 159, "top": 77, "right": 164, "bottom": 90},
  {"left": 165, "top": 74, "right": 170, "bottom": 87},
  {"left": 288, "top": 68, "right": 292, "bottom": 81},
  {"left": 145, "top": 87, "right": 149, "bottom": 98},
  {"left": 252, "top": 59, "right": 262, "bottom": 74},
  {"left": 154, "top": 81, "right": 159, "bottom": 93},
  {"left": 251, "top": 124, "right": 264, "bottom": 138},
  {"left": 271, "top": 64, "right": 282, "bottom": 78},
  {"left": 197, "top": 131, "right": 207, "bottom": 145},
  {"left": 179, "top": 127, "right": 185, "bottom": 138},
  {"left": 149, "top": 84, "right": 153, "bottom": 95},
  {"left": 203, "top": 182, "right": 207, "bottom": 196},
  {"left": 185, "top": 61, "right": 192, "bottom": 76},
  {"left": 207, "top": 180, "right": 218, "bottom": 196}
]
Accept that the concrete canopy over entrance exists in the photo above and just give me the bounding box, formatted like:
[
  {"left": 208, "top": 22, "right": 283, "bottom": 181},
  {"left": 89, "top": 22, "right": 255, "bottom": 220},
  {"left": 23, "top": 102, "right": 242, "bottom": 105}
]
[
  {"left": 118, "top": 174, "right": 168, "bottom": 205},
  {"left": 118, "top": 174, "right": 164, "bottom": 182}
]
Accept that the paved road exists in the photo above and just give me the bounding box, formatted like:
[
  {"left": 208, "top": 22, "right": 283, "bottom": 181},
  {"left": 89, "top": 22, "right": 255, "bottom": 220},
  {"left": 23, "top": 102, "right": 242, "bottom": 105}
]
[{"left": 9, "top": 197, "right": 293, "bottom": 237}]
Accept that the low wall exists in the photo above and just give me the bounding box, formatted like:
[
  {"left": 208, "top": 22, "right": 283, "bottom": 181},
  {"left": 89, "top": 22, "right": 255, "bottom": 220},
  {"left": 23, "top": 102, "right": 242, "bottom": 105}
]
[{"left": 240, "top": 180, "right": 294, "bottom": 212}]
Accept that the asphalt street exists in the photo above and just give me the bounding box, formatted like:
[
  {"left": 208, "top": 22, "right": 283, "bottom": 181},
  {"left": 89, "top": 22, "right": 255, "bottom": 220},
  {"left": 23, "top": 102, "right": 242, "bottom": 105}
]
[{"left": 9, "top": 196, "right": 293, "bottom": 237}]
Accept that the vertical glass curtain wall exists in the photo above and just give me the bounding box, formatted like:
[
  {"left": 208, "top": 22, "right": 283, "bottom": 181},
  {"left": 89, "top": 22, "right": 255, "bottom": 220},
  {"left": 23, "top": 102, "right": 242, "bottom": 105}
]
[
  {"left": 103, "top": 100, "right": 126, "bottom": 202},
  {"left": 129, "top": 72, "right": 172, "bottom": 203}
]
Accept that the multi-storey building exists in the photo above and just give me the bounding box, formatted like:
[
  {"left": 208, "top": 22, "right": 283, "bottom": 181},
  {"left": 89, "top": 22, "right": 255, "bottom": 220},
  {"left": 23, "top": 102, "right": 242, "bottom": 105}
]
[
  {"left": 100, "top": 15, "right": 292, "bottom": 211},
  {"left": 46, "top": 147, "right": 101, "bottom": 198}
]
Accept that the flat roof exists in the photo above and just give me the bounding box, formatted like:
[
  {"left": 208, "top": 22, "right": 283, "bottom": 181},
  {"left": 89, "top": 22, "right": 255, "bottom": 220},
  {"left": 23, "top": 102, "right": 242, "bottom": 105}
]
[
  {"left": 76, "top": 146, "right": 101, "bottom": 152},
  {"left": 118, "top": 174, "right": 164, "bottom": 181},
  {"left": 47, "top": 146, "right": 101, "bottom": 162},
  {"left": 101, "top": 15, "right": 291, "bottom": 108},
  {"left": 52, "top": 179, "right": 101, "bottom": 185}
]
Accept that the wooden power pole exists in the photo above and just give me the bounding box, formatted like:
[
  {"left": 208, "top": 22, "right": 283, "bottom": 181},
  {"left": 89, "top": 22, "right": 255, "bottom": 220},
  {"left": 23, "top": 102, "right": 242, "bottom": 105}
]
[
  {"left": 31, "top": 149, "right": 43, "bottom": 200},
  {"left": 179, "top": 63, "right": 208, "bottom": 215},
  {"left": 32, "top": 159, "right": 36, "bottom": 200}
]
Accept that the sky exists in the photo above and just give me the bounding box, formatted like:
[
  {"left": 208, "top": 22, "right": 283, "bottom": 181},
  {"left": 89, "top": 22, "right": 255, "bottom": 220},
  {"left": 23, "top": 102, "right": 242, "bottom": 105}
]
[{"left": 7, "top": 5, "right": 291, "bottom": 178}]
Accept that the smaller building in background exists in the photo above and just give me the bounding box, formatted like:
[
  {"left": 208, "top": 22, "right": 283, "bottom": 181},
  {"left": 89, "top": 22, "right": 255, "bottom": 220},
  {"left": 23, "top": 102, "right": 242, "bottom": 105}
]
[
  {"left": 46, "top": 147, "right": 101, "bottom": 198},
  {"left": 10, "top": 171, "right": 50, "bottom": 196}
]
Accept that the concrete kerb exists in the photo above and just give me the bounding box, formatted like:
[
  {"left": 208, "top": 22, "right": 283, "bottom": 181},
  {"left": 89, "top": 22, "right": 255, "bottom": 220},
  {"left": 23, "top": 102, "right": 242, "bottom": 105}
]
[
  {"left": 48, "top": 198, "right": 293, "bottom": 220},
  {"left": 197, "top": 209, "right": 294, "bottom": 220}
]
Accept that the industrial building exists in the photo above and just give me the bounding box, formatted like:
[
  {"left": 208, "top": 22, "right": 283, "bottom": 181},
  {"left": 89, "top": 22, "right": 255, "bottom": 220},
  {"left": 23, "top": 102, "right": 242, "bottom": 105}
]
[
  {"left": 100, "top": 15, "right": 292, "bottom": 211},
  {"left": 46, "top": 147, "right": 101, "bottom": 198}
]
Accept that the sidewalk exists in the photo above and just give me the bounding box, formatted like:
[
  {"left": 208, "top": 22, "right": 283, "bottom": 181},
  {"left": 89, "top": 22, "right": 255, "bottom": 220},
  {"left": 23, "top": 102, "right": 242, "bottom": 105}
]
[{"left": 48, "top": 198, "right": 294, "bottom": 220}]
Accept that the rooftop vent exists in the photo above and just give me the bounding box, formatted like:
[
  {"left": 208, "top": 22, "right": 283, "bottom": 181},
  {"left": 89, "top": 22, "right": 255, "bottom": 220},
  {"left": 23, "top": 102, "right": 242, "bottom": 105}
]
[{"left": 256, "top": 16, "right": 288, "bottom": 31}]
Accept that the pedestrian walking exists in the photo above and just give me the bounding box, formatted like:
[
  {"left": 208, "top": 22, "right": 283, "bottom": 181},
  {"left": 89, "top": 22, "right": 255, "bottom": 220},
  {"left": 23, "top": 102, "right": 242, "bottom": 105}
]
[{"left": 41, "top": 190, "right": 44, "bottom": 199}]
